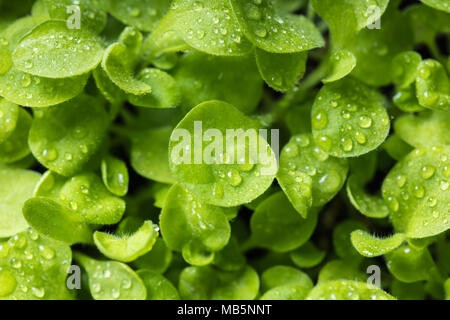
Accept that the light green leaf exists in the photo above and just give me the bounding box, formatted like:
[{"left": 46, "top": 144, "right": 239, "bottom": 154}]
[
  {"left": 230, "top": 0, "right": 324, "bottom": 53},
  {"left": 168, "top": 100, "right": 277, "bottom": 207},
  {"left": 130, "top": 126, "right": 177, "bottom": 184},
  {"left": 92, "top": 66, "right": 126, "bottom": 105},
  {"left": 350, "top": 230, "right": 405, "bottom": 258},
  {"left": 59, "top": 172, "right": 126, "bottom": 225},
  {"left": 0, "top": 229, "right": 72, "bottom": 300},
  {"left": 394, "top": 110, "right": 450, "bottom": 148},
  {"left": 290, "top": 241, "right": 326, "bottom": 269},
  {"left": 29, "top": 94, "right": 109, "bottom": 176},
  {"left": 260, "top": 265, "right": 313, "bottom": 300},
  {"left": 250, "top": 192, "right": 318, "bottom": 252},
  {"left": 136, "top": 270, "right": 180, "bottom": 300},
  {"left": 0, "top": 108, "right": 31, "bottom": 164},
  {"left": 106, "top": 0, "right": 170, "bottom": 32},
  {"left": 179, "top": 265, "right": 259, "bottom": 300},
  {"left": 322, "top": 50, "right": 356, "bottom": 83},
  {"left": 391, "top": 279, "right": 426, "bottom": 300},
  {"left": 277, "top": 133, "right": 349, "bottom": 214},
  {"left": 174, "top": 51, "right": 262, "bottom": 114},
  {"left": 382, "top": 134, "right": 414, "bottom": 161},
  {"left": 133, "top": 238, "right": 172, "bottom": 274},
  {"left": 311, "top": 78, "right": 390, "bottom": 158},
  {"left": 392, "top": 51, "right": 422, "bottom": 89},
  {"left": 13, "top": 20, "right": 104, "bottom": 78},
  {"left": 23, "top": 197, "right": 92, "bottom": 244},
  {"left": 101, "top": 155, "right": 129, "bottom": 196},
  {"left": 416, "top": 59, "right": 450, "bottom": 110},
  {"left": 393, "top": 85, "right": 426, "bottom": 113},
  {"left": 213, "top": 237, "right": 246, "bottom": 271},
  {"left": 128, "top": 68, "right": 180, "bottom": 109},
  {"left": 346, "top": 174, "right": 389, "bottom": 219},
  {"left": 420, "top": 0, "right": 450, "bottom": 12},
  {"left": 382, "top": 146, "right": 450, "bottom": 238},
  {"left": 74, "top": 252, "right": 147, "bottom": 300},
  {"left": 0, "top": 168, "right": 40, "bottom": 237},
  {"left": 317, "top": 260, "right": 366, "bottom": 283},
  {"left": 255, "top": 48, "right": 306, "bottom": 92},
  {"left": 306, "top": 280, "right": 396, "bottom": 300},
  {"left": 333, "top": 219, "right": 367, "bottom": 261},
  {"left": 94, "top": 221, "right": 158, "bottom": 262},
  {"left": 160, "top": 184, "right": 231, "bottom": 265},
  {"left": 386, "top": 245, "right": 441, "bottom": 283},
  {"left": 0, "top": 99, "right": 19, "bottom": 144}
]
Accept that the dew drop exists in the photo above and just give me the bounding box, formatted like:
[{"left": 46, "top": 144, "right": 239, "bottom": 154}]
[
  {"left": 358, "top": 116, "right": 372, "bottom": 129},
  {"left": 284, "top": 143, "right": 299, "bottom": 158},
  {"left": 42, "top": 148, "right": 58, "bottom": 161},
  {"left": 413, "top": 185, "right": 425, "bottom": 198},
  {"left": 312, "top": 110, "right": 328, "bottom": 130},
  {"left": 226, "top": 168, "right": 242, "bottom": 187},
  {"left": 341, "top": 137, "right": 353, "bottom": 152},
  {"left": 354, "top": 131, "right": 367, "bottom": 145},
  {"left": 0, "top": 269, "right": 16, "bottom": 297}
]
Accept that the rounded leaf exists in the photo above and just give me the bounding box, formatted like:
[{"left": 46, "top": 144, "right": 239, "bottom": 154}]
[
  {"left": 350, "top": 230, "right": 405, "bottom": 258},
  {"left": 306, "top": 280, "right": 395, "bottom": 300},
  {"left": 136, "top": 270, "right": 179, "bottom": 300},
  {"left": 101, "top": 155, "right": 129, "bottom": 197}
]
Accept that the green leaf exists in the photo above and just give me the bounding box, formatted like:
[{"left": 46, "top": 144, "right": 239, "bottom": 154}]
[
  {"left": 333, "top": 219, "right": 367, "bottom": 261},
  {"left": 29, "top": 94, "right": 109, "bottom": 176},
  {"left": 174, "top": 51, "right": 262, "bottom": 114},
  {"left": 306, "top": 280, "right": 396, "bottom": 300},
  {"left": 130, "top": 127, "right": 176, "bottom": 184},
  {"left": 392, "top": 51, "right": 422, "bottom": 89},
  {"left": 393, "top": 85, "right": 426, "bottom": 113},
  {"left": 128, "top": 68, "right": 180, "bottom": 109},
  {"left": 391, "top": 279, "right": 426, "bottom": 300},
  {"left": 101, "top": 27, "right": 151, "bottom": 95},
  {"left": 346, "top": 5, "right": 413, "bottom": 87},
  {"left": 33, "top": 170, "right": 66, "bottom": 199},
  {"left": 275, "top": 0, "right": 307, "bottom": 13},
  {"left": 0, "top": 108, "right": 31, "bottom": 164},
  {"left": 168, "top": 100, "right": 277, "bottom": 207},
  {"left": 382, "top": 134, "right": 414, "bottom": 161},
  {"left": 101, "top": 155, "right": 129, "bottom": 196},
  {"left": 382, "top": 146, "right": 450, "bottom": 238},
  {"left": 94, "top": 221, "right": 158, "bottom": 262},
  {"left": 0, "top": 229, "right": 72, "bottom": 300},
  {"left": 311, "top": 0, "right": 390, "bottom": 46},
  {"left": 23, "top": 197, "right": 92, "bottom": 244},
  {"left": 255, "top": 48, "right": 307, "bottom": 92},
  {"left": 43, "top": 0, "right": 107, "bottom": 34},
  {"left": 106, "top": 0, "right": 170, "bottom": 32},
  {"left": 317, "top": 260, "right": 366, "bottom": 283},
  {"left": 395, "top": 110, "right": 450, "bottom": 148},
  {"left": 213, "top": 237, "right": 246, "bottom": 271},
  {"left": 416, "top": 59, "right": 450, "bottom": 110},
  {"left": 160, "top": 184, "right": 231, "bottom": 265},
  {"left": 13, "top": 20, "right": 104, "bottom": 78},
  {"left": 350, "top": 230, "right": 405, "bottom": 258},
  {"left": 132, "top": 238, "right": 172, "bottom": 274},
  {"left": 166, "top": 0, "right": 254, "bottom": 56},
  {"left": 92, "top": 66, "right": 126, "bottom": 104},
  {"left": 0, "top": 99, "right": 19, "bottom": 144},
  {"left": 59, "top": 172, "right": 126, "bottom": 225},
  {"left": 311, "top": 78, "right": 390, "bottom": 158},
  {"left": 230, "top": 0, "right": 324, "bottom": 53},
  {"left": 445, "top": 278, "right": 450, "bottom": 300},
  {"left": 420, "top": 0, "right": 450, "bottom": 12},
  {"left": 290, "top": 241, "right": 326, "bottom": 268},
  {"left": 0, "top": 168, "right": 40, "bottom": 237},
  {"left": 322, "top": 50, "right": 356, "bottom": 83},
  {"left": 74, "top": 252, "right": 147, "bottom": 300},
  {"left": 277, "top": 133, "right": 349, "bottom": 214},
  {"left": 136, "top": 270, "right": 180, "bottom": 300},
  {"left": 250, "top": 192, "right": 318, "bottom": 252},
  {"left": 260, "top": 265, "right": 313, "bottom": 300},
  {"left": 386, "top": 245, "right": 441, "bottom": 283},
  {"left": 346, "top": 174, "right": 389, "bottom": 219},
  {"left": 178, "top": 265, "right": 259, "bottom": 300}
]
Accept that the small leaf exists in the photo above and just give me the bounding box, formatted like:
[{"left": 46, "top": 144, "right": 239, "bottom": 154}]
[
  {"left": 318, "top": 260, "right": 366, "bottom": 283},
  {"left": 213, "top": 237, "right": 246, "bottom": 271},
  {"left": 0, "top": 108, "right": 31, "bottom": 164},
  {"left": 250, "top": 192, "right": 318, "bottom": 252},
  {"left": 311, "top": 78, "right": 390, "bottom": 158},
  {"left": 13, "top": 20, "right": 104, "bottom": 78},
  {"left": 255, "top": 48, "right": 307, "bottom": 92},
  {"left": 382, "top": 146, "right": 450, "bottom": 238},
  {"left": 136, "top": 270, "right": 180, "bottom": 300},
  {"left": 393, "top": 85, "right": 426, "bottom": 113},
  {"left": 23, "top": 197, "right": 92, "bottom": 244},
  {"left": 160, "top": 184, "right": 231, "bottom": 265},
  {"left": 132, "top": 238, "right": 173, "bottom": 274},
  {"left": 260, "top": 265, "right": 313, "bottom": 300},
  {"left": 306, "top": 280, "right": 396, "bottom": 300},
  {"left": 277, "top": 133, "right": 349, "bottom": 214},
  {"left": 420, "top": 0, "right": 450, "bottom": 12},
  {"left": 0, "top": 99, "right": 18, "bottom": 144},
  {"left": 350, "top": 230, "right": 405, "bottom": 257},
  {"left": 59, "top": 172, "right": 126, "bottom": 225},
  {"left": 29, "top": 94, "right": 109, "bottom": 176},
  {"left": 333, "top": 219, "right": 367, "bottom": 261},
  {"left": 382, "top": 134, "right": 414, "bottom": 161},
  {"left": 74, "top": 252, "right": 147, "bottom": 300},
  {"left": 0, "top": 229, "right": 72, "bottom": 300},
  {"left": 392, "top": 51, "right": 422, "bottom": 89},
  {"left": 174, "top": 51, "right": 262, "bottom": 114},
  {"left": 0, "top": 168, "right": 40, "bottom": 237},
  {"left": 94, "top": 221, "right": 158, "bottom": 262},
  {"left": 322, "top": 49, "right": 356, "bottom": 83},
  {"left": 101, "top": 155, "right": 129, "bottom": 196},
  {"left": 179, "top": 265, "right": 259, "bottom": 300},
  {"left": 128, "top": 68, "right": 180, "bottom": 109},
  {"left": 416, "top": 59, "right": 450, "bottom": 110},
  {"left": 290, "top": 241, "right": 326, "bottom": 268}
]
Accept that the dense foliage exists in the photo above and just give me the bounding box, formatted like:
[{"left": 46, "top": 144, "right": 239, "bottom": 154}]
[{"left": 0, "top": 0, "right": 449, "bottom": 300}]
